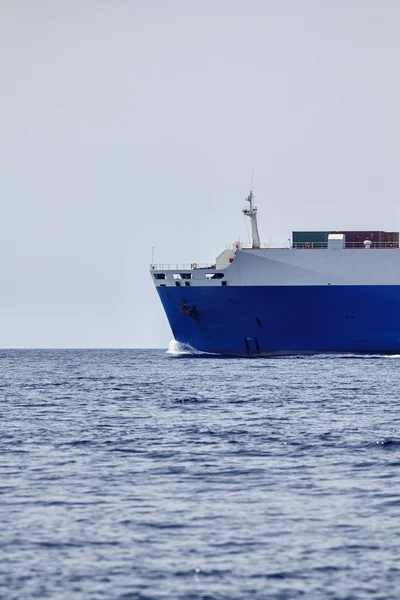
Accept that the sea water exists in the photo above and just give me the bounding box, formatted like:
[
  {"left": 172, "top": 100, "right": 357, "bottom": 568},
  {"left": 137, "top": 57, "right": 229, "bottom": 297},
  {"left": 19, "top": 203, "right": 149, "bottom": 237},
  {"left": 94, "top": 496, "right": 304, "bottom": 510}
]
[{"left": 1, "top": 349, "right": 399, "bottom": 599}]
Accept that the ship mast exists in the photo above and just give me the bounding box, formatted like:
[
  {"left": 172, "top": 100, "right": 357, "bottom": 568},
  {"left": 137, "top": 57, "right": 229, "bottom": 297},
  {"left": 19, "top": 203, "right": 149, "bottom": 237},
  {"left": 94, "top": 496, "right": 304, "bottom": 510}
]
[{"left": 243, "top": 190, "right": 261, "bottom": 248}]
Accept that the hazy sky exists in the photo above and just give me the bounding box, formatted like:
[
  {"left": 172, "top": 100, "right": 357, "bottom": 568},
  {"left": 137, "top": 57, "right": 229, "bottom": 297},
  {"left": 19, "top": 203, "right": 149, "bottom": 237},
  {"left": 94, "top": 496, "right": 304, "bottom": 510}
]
[{"left": 2, "top": 0, "right": 400, "bottom": 348}]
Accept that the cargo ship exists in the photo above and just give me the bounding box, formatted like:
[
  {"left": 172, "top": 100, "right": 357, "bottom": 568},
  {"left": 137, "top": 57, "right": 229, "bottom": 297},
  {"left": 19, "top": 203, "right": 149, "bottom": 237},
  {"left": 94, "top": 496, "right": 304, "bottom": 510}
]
[{"left": 150, "top": 191, "right": 400, "bottom": 355}]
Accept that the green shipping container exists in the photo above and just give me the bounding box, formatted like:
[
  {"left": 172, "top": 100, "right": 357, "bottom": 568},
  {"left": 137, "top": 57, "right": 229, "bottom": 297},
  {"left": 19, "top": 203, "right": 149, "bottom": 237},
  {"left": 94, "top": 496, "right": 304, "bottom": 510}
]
[{"left": 292, "top": 231, "right": 333, "bottom": 248}]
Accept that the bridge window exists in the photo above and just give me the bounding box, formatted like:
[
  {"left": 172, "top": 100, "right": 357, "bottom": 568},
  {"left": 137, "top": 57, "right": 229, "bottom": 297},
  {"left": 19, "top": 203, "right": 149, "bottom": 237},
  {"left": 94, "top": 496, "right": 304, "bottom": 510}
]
[
  {"left": 206, "top": 273, "right": 224, "bottom": 279},
  {"left": 154, "top": 273, "right": 166, "bottom": 280}
]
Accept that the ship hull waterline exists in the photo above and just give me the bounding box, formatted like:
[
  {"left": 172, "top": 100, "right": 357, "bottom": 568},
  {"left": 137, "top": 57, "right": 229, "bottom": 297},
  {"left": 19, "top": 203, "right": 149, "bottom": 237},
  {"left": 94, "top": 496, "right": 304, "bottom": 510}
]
[{"left": 157, "top": 284, "right": 400, "bottom": 356}]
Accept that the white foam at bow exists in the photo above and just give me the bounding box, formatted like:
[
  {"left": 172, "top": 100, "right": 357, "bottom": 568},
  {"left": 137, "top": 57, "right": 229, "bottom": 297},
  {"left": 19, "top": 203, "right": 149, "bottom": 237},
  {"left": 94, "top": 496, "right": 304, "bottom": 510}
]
[{"left": 167, "top": 340, "right": 200, "bottom": 355}]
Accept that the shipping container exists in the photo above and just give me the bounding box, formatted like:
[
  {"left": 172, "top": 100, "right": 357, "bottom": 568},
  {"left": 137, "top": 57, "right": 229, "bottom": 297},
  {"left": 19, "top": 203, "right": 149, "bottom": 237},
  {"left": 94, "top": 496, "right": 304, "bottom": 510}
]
[
  {"left": 336, "top": 231, "right": 386, "bottom": 248},
  {"left": 292, "top": 231, "right": 332, "bottom": 248},
  {"left": 293, "top": 230, "right": 399, "bottom": 249},
  {"left": 384, "top": 231, "right": 399, "bottom": 247}
]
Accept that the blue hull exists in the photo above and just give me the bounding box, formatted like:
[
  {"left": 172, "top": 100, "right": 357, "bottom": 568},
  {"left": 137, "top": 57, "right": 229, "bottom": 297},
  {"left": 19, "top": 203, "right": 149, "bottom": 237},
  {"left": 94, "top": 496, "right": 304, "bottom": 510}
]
[{"left": 157, "top": 285, "right": 400, "bottom": 355}]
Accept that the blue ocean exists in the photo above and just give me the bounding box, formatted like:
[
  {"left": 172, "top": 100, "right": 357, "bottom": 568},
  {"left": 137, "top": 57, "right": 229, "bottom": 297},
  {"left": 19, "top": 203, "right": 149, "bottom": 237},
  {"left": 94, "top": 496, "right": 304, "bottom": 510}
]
[{"left": 1, "top": 349, "right": 399, "bottom": 599}]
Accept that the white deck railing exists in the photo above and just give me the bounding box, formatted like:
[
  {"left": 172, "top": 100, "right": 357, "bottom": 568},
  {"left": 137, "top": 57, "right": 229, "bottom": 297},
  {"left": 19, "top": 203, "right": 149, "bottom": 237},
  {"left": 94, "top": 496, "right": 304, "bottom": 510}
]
[
  {"left": 230, "top": 242, "right": 399, "bottom": 250},
  {"left": 150, "top": 263, "right": 231, "bottom": 271}
]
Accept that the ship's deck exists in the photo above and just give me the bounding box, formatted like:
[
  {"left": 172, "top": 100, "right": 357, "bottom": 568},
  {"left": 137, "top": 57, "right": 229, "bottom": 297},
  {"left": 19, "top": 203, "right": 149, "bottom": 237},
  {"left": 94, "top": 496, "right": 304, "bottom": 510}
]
[{"left": 239, "top": 242, "right": 399, "bottom": 250}]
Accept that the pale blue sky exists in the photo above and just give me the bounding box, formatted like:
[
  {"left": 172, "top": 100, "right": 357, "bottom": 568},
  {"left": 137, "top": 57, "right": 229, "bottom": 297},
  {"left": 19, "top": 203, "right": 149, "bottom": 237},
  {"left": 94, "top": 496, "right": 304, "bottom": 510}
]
[{"left": 1, "top": 0, "right": 400, "bottom": 347}]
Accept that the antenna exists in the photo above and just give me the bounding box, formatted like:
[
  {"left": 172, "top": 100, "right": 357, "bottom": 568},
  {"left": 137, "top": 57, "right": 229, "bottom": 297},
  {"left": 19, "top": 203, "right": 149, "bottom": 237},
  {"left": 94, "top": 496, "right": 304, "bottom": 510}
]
[
  {"left": 242, "top": 176, "right": 261, "bottom": 248},
  {"left": 245, "top": 171, "right": 255, "bottom": 211}
]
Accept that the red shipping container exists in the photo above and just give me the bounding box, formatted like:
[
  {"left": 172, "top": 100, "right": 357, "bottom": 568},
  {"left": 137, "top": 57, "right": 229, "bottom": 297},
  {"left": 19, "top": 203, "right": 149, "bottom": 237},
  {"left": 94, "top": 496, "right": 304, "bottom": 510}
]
[
  {"left": 336, "top": 230, "right": 384, "bottom": 248},
  {"left": 335, "top": 230, "right": 399, "bottom": 248},
  {"left": 384, "top": 231, "right": 399, "bottom": 247}
]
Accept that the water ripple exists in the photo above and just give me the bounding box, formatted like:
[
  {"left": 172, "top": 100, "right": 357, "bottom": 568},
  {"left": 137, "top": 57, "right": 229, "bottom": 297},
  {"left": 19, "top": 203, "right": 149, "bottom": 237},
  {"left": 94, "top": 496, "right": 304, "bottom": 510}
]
[{"left": 0, "top": 349, "right": 400, "bottom": 599}]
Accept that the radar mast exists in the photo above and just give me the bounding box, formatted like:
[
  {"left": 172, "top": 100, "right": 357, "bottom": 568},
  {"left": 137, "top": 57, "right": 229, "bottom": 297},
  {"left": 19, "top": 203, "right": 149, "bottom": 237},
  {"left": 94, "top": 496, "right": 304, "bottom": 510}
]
[{"left": 243, "top": 190, "right": 261, "bottom": 248}]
